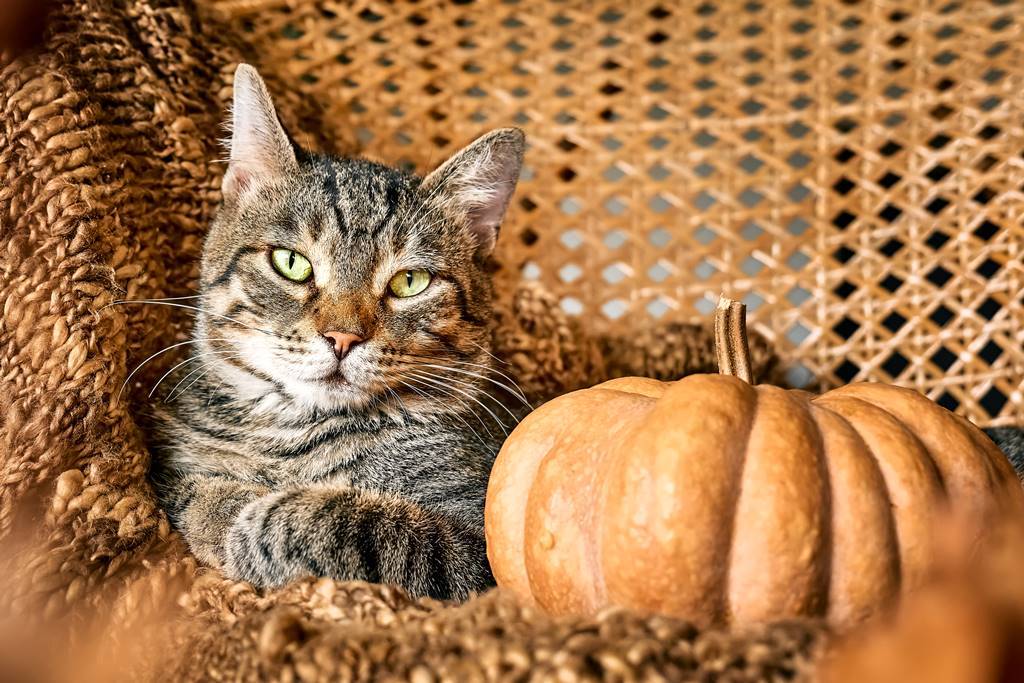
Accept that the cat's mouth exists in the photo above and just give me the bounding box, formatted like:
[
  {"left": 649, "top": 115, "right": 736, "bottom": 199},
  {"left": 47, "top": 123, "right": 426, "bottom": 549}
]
[{"left": 320, "top": 369, "right": 352, "bottom": 387}]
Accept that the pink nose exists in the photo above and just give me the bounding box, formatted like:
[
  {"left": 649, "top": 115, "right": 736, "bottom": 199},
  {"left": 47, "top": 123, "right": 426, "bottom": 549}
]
[{"left": 322, "top": 331, "right": 363, "bottom": 359}]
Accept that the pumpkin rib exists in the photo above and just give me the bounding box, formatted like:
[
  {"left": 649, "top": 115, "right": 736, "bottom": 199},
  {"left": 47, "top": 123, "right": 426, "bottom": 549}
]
[
  {"left": 828, "top": 384, "right": 1008, "bottom": 507},
  {"left": 808, "top": 403, "right": 901, "bottom": 625},
  {"left": 814, "top": 394, "right": 945, "bottom": 593},
  {"left": 718, "top": 382, "right": 760, "bottom": 625},
  {"left": 521, "top": 387, "right": 657, "bottom": 614},
  {"left": 831, "top": 396, "right": 950, "bottom": 498},
  {"left": 803, "top": 402, "right": 836, "bottom": 618},
  {"left": 599, "top": 375, "right": 757, "bottom": 623},
  {"left": 956, "top": 412, "right": 1017, "bottom": 491},
  {"left": 588, "top": 376, "right": 668, "bottom": 400},
  {"left": 728, "top": 386, "right": 831, "bottom": 623}
]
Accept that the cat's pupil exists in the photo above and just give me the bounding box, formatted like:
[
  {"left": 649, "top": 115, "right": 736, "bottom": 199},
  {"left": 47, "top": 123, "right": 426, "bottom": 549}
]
[
  {"left": 288, "top": 252, "right": 296, "bottom": 269},
  {"left": 405, "top": 271, "right": 413, "bottom": 287}
]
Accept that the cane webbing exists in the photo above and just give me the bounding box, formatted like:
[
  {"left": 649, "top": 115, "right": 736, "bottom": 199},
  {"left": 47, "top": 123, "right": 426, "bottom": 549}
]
[{"left": 204, "top": 0, "right": 1024, "bottom": 426}]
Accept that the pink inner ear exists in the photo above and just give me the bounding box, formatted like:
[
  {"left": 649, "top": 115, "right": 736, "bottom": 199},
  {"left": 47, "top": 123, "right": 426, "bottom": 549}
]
[
  {"left": 223, "top": 164, "right": 252, "bottom": 196},
  {"left": 467, "top": 205, "right": 500, "bottom": 255}
]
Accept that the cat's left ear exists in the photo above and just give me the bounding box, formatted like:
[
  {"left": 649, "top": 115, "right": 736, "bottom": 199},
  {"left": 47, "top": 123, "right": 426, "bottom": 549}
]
[{"left": 420, "top": 128, "right": 525, "bottom": 256}]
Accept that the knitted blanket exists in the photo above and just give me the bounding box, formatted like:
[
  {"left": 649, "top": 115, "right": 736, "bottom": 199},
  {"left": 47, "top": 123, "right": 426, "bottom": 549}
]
[{"left": 0, "top": 1, "right": 817, "bottom": 679}]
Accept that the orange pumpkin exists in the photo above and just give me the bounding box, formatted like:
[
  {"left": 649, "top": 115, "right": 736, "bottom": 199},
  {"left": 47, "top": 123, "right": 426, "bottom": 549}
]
[{"left": 485, "top": 297, "right": 1023, "bottom": 628}]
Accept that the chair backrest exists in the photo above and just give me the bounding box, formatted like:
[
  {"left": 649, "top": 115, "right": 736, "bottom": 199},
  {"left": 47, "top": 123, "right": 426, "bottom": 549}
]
[{"left": 206, "top": 0, "right": 1024, "bottom": 426}]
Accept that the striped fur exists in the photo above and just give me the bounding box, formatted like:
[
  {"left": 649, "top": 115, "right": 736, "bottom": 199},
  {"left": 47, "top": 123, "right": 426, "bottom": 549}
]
[{"left": 148, "top": 65, "right": 526, "bottom": 600}]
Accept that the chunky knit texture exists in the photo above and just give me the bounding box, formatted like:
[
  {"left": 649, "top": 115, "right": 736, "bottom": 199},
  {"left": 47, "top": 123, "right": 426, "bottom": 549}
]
[{"left": 0, "top": 1, "right": 817, "bottom": 680}]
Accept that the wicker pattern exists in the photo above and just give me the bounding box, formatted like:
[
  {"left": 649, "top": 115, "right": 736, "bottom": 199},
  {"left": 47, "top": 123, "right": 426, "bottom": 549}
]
[{"left": 205, "top": 0, "right": 1024, "bottom": 426}]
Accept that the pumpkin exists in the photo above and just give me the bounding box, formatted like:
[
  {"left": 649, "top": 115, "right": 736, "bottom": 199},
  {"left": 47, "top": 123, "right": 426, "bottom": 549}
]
[{"left": 485, "top": 296, "right": 1023, "bottom": 628}]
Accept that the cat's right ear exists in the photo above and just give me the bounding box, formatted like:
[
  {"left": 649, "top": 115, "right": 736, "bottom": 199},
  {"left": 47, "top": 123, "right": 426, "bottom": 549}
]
[{"left": 222, "top": 64, "right": 298, "bottom": 197}]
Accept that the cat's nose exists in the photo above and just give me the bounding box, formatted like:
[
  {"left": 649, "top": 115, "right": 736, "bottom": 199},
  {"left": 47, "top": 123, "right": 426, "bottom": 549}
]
[{"left": 322, "top": 331, "right": 363, "bottom": 359}]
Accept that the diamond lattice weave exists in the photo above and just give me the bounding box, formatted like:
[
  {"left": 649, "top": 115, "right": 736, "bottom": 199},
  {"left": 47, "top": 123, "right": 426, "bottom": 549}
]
[{"left": 206, "top": 0, "right": 1024, "bottom": 426}]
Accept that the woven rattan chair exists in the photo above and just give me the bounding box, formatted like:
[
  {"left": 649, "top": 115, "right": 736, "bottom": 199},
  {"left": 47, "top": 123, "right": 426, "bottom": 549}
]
[
  {"left": 206, "top": 0, "right": 1023, "bottom": 427},
  {"left": 2, "top": 0, "right": 1022, "bottom": 679}
]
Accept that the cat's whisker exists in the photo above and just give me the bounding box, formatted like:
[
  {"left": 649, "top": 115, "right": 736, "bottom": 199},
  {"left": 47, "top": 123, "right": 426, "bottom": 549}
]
[
  {"left": 382, "top": 386, "right": 404, "bottom": 419},
  {"left": 409, "top": 366, "right": 522, "bottom": 425},
  {"left": 174, "top": 354, "right": 247, "bottom": 403},
  {"left": 104, "top": 299, "right": 281, "bottom": 338},
  {"left": 405, "top": 370, "right": 510, "bottom": 437},
  {"left": 467, "top": 338, "right": 511, "bottom": 367},
  {"left": 396, "top": 378, "right": 490, "bottom": 447},
  {"left": 417, "top": 360, "right": 530, "bottom": 407},
  {"left": 204, "top": 374, "right": 230, "bottom": 408},
  {"left": 384, "top": 385, "right": 417, "bottom": 425},
  {"left": 113, "top": 294, "right": 202, "bottom": 302},
  {"left": 396, "top": 353, "right": 531, "bottom": 407},
  {"left": 166, "top": 363, "right": 215, "bottom": 403},
  {"left": 164, "top": 351, "right": 246, "bottom": 402},
  {"left": 118, "top": 338, "right": 215, "bottom": 404},
  {"left": 400, "top": 374, "right": 496, "bottom": 441},
  {"left": 150, "top": 347, "right": 239, "bottom": 399}
]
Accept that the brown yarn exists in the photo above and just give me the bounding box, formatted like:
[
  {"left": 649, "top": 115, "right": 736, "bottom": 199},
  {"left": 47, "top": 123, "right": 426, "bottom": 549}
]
[
  {"left": 169, "top": 578, "right": 825, "bottom": 682},
  {"left": 0, "top": 1, "right": 820, "bottom": 680}
]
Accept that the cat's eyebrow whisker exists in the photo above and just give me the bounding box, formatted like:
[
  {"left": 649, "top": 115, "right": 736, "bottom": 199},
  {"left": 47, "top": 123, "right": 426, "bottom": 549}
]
[
  {"left": 405, "top": 370, "right": 510, "bottom": 437},
  {"left": 409, "top": 215, "right": 449, "bottom": 235},
  {"left": 103, "top": 300, "right": 281, "bottom": 338},
  {"left": 410, "top": 366, "right": 524, "bottom": 423},
  {"left": 407, "top": 168, "right": 452, "bottom": 228}
]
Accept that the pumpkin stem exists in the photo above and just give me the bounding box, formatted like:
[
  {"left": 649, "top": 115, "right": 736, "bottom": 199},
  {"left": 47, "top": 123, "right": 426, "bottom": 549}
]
[{"left": 714, "top": 295, "right": 753, "bottom": 384}]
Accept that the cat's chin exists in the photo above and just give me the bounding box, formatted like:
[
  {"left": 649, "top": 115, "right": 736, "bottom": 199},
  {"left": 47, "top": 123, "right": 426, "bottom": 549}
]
[{"left": 280, "top": 377, "right": 377, "bottom": 413}]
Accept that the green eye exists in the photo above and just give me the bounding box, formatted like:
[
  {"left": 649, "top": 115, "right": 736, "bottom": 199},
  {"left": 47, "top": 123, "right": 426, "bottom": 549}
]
[
  {"left": 271, "top": 248, "right": 313, "bottom": 282},
  {"left": 388, "top": 269, "right": 431, "bottom": 298}
]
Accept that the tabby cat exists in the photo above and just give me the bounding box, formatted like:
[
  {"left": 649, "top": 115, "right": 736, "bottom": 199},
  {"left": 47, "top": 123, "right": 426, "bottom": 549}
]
[{"left": 149, "top": 64, "right": 527, "bottom": 600}]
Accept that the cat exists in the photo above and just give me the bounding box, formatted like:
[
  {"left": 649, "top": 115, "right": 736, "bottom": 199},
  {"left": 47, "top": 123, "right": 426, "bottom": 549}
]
[{"left": 148, "top": 64, "right": 528, "bottom": 600}]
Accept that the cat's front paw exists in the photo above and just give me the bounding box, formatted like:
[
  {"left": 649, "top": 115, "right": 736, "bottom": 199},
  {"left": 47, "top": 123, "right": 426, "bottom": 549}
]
[{"left": 223, "top": 492, "right": 314, "bottom": 588}]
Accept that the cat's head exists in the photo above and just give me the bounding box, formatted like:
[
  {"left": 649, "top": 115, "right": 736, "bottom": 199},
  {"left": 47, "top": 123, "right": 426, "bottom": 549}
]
[{"left": 196, "top": 64, "right": 524, "bottom": 412}]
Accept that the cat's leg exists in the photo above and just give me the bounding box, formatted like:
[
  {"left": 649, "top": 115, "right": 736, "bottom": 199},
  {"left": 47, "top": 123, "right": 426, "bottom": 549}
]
[
  {"left": 155, "top": 472, "right": 271, "bottom": 567},
  {"left": 223, "top": 487, "right": 492, "bottom": 600}
]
